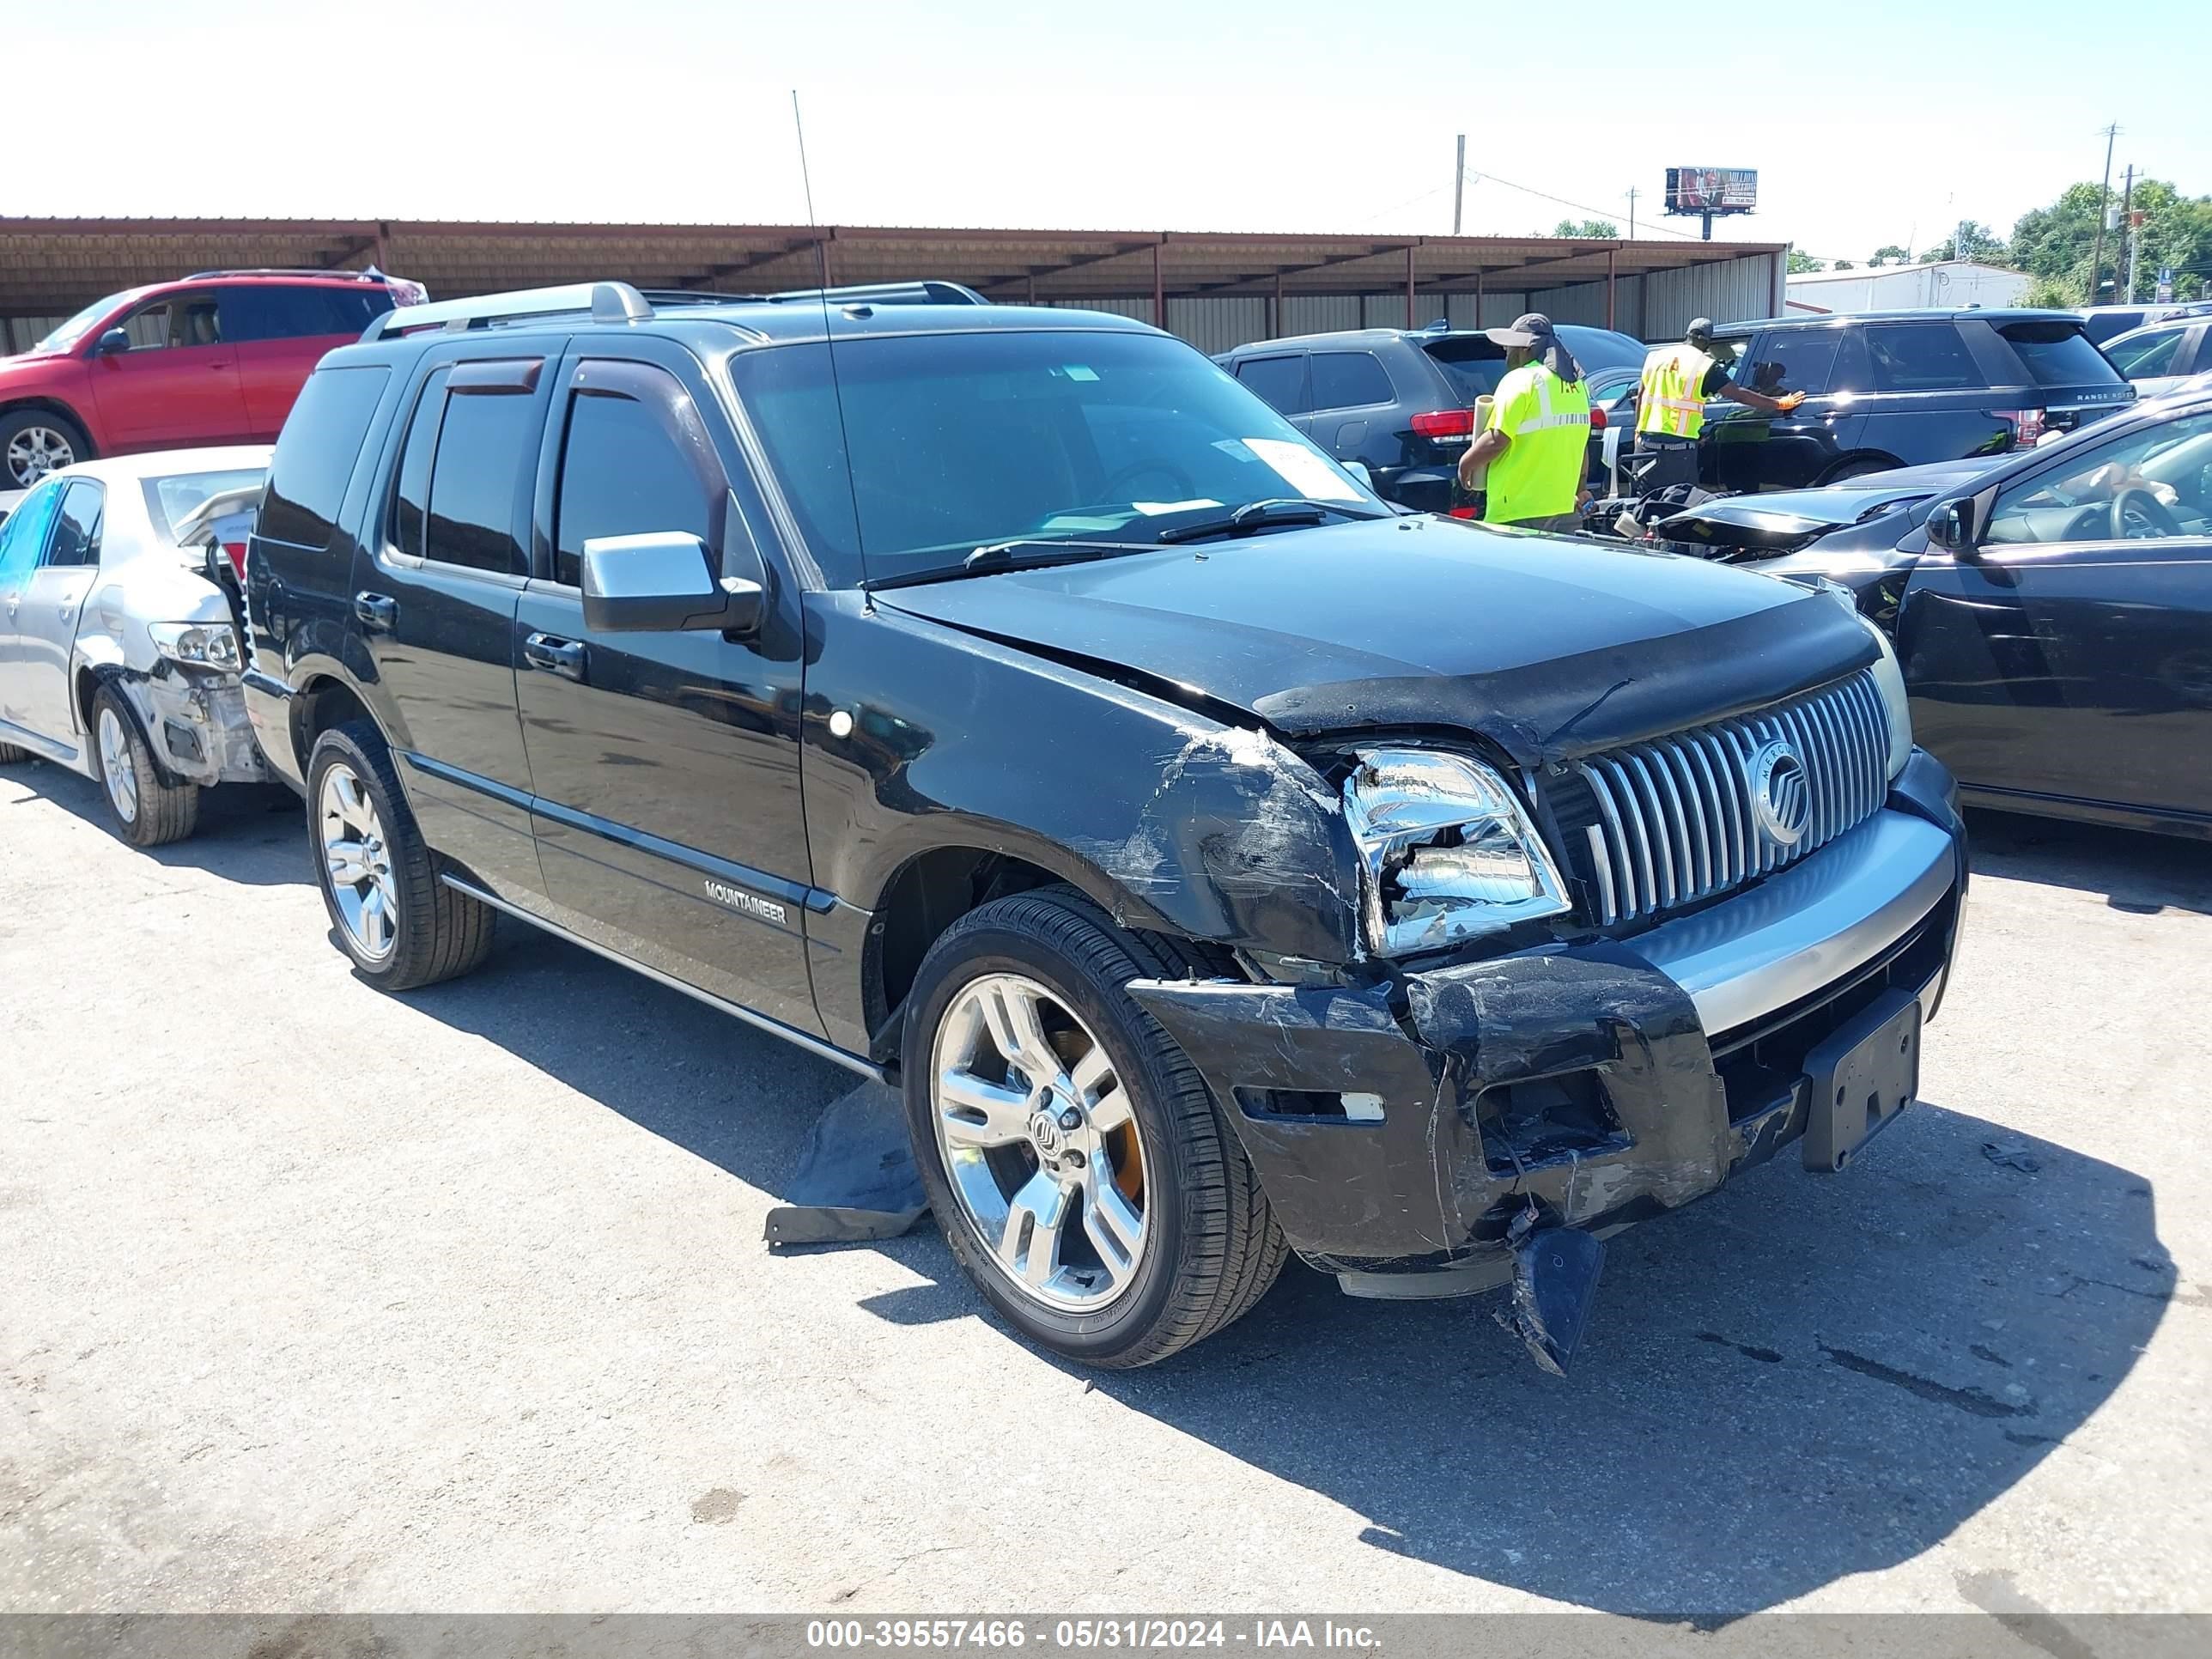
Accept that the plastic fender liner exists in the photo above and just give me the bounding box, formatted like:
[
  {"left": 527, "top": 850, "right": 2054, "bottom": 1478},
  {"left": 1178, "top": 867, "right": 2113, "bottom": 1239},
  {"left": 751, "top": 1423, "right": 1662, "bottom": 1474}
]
[{"left": 1129, "top": 943, "right": 1741, "bottom": 1274}]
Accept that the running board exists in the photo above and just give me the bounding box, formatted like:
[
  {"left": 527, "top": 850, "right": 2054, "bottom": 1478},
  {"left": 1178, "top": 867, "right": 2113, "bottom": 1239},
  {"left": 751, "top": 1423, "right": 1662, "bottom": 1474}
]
[{"left": 438, "top": 873, "right": 886, "bottom": 1085}]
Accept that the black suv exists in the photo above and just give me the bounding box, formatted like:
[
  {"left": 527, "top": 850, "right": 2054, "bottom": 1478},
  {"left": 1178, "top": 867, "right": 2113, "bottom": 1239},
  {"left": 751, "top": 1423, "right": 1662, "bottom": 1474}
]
[
  {"left": 1213, "top": 324, "right": 1647, "bottom": 511},
  {"left": 1688, "top": 309, "right": 2134, "bottom": 493},
  {"left": 242, "top": 280, "right": 1966, "bottom": 1370}
]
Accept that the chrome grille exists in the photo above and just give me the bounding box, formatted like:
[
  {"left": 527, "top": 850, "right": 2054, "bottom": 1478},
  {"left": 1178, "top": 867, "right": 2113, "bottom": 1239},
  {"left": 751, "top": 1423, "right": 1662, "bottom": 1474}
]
[{"left": 1571, "top": 669, "right": 1891, "bottom": 927}]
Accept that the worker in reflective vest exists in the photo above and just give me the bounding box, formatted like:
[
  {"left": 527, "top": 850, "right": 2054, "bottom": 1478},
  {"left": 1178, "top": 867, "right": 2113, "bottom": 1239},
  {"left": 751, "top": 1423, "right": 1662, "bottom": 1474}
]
[
  {"left": 1455, "top": 313, "right": 1591, "bottom": 532},
  {"left": 1637, "top": 318, "right": 1804, "bottom": 445}
]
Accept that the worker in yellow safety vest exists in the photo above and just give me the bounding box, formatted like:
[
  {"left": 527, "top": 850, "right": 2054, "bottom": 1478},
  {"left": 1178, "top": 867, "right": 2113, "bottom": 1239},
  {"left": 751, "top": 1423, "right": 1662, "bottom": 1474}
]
[
  {"left": 1455, "top": 313, "right": 1592, "bottom": 532},
  {"left": 1637, "top": 317, "right": 1804, "bottom": 447}
]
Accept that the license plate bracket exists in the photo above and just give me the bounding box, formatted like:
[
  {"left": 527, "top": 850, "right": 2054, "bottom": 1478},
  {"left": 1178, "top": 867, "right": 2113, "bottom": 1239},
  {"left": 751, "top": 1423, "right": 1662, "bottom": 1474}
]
[{"left": 1802, "top": 988, "right": 1921, "bottom": 1173}]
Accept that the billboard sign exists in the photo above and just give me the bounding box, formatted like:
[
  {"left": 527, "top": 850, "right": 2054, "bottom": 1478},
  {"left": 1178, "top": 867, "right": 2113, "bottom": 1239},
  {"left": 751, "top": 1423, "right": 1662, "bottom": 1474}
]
[{"left": 1665, "top": 167, "right": 1759, "bottom": 215}]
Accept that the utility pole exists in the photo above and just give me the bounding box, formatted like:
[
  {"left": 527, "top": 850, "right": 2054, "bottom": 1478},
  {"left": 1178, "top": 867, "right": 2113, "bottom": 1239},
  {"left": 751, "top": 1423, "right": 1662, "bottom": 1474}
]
[
  {"left": 2090, "top": 122, "right": 2119, "bottom": 306},
  {"left": 1626, "top": 186, "right": 1638, "bottom": 241},
  {"left": 1452, "top": 135, "right": 1466, "bottom": 234},
  {"left": 2120, "top": 164, "right": 2137, "bottom": 304}
]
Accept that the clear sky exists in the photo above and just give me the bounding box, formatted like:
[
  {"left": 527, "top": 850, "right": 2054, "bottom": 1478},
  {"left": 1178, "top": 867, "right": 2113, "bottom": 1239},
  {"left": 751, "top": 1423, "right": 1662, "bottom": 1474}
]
[{"left": 21, "top": 0, "right": 2209, "bottom": 265}]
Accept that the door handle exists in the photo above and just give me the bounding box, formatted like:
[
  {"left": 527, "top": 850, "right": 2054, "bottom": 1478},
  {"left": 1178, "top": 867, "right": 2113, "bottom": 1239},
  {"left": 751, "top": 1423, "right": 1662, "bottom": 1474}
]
[
  {"left": 522, "top": 632, "right": 588, "bottom": 683},
  {"left": 354, "top": 591, "right": 398, "bottom": 631}
]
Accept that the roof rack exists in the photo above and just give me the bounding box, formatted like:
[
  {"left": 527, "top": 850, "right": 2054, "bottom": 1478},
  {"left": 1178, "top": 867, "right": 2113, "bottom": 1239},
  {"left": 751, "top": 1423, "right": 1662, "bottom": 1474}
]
[
  {"left": 358, "top": 276, "right": 989, "bottom": 344},
  {"left": 362, "top": 281, "right": 653, "bottom": 342},
  {"left": 184, "top": 267, "right": 392, "bottom": 283},
  {"left": 760, "top": 280, "right": 988, "bottom": 308}
]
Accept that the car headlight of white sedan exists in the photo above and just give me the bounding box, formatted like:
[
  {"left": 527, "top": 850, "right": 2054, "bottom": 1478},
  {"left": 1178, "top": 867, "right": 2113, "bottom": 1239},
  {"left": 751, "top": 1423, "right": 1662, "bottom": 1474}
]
[
  {"left": 149, "top": 621, "right": 241, "bottom": 673},
  {"left": 1341, "top": 748, "right": 1571, "bottom": 956}
]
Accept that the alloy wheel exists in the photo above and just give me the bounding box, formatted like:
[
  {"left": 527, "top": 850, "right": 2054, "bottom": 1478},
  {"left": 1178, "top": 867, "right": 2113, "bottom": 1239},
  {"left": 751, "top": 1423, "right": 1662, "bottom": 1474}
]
[
  {"left": 929, "top": 972, "right": 1150, "bottom": 1313},
  {"left": 319, "top": 763, "right": 398, "bottom": 961},
  {"left": 5, "top": 425, "right": 75, "bottom": 487},
  {"left": 96, "top": 707, "right": 137, "bottom": 823}
]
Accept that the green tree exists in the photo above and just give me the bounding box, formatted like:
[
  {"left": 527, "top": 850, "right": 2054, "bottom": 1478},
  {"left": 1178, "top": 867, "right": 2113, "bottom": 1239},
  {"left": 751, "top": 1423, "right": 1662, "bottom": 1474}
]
[
  {"left": 1787, "top": 249, "right": 1826, "bottom": 274},
  {"left": 1552, "top": 217, "right": 1620, "bottom": 239},
  {"left": 1918, "top": 222, "right": 2008, "bottom": 264},
  {"left": 2012, "top": 179, "right": 2211, "bottom": 302},
  {"left": 1870, "top": 244, "right": 1911, "bottom": 265}
]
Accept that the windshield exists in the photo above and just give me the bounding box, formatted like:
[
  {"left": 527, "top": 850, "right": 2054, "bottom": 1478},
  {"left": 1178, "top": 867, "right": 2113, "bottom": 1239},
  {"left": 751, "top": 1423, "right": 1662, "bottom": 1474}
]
[
  {"left": 726, "top": 329, "right": 1382, "bottom": 586},
  {"left": 140, "top": 468, "right": 268, "bottom": 544},
  {"left": 2000, "top": 321, "right": 2124, "bottom": 387},
  {"left": 30, "top": 288, "right": 148, "bottom": 356}
]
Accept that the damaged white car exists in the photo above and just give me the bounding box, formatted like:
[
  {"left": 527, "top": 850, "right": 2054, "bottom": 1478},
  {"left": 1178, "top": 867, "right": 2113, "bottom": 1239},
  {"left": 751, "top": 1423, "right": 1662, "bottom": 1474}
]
[{"left": 0, "top": 447, "right": 270, "bottom": 844}]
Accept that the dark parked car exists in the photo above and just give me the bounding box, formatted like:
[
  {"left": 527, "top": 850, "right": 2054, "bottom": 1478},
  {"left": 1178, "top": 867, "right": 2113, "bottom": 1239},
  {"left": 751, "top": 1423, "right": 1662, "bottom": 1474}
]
[
  {"left": 1212, "top": 323, "right": 1647, "bottom": 511},
  {"left": 1655, "top": 383, "right": 2212, "bottom": 839},
  {"left": 241, "top": 280, "right": 1965, "bottom": 1370},
  {"left": 0, "top": 269, "right": 422, "bottom": 491},
  {"left": 1665, "top": 310, "right": 2136, "bottom": 495}
]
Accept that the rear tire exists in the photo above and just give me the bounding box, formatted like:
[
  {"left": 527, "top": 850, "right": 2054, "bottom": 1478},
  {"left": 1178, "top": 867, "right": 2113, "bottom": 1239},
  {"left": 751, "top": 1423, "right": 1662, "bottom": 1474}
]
[
  {"left": 1821, "top": 457, "right": 1893, "bottom": 484},
  {"left": 902, "top": 886, "right": 1287, "bottom": 1368},
  {"left": 1, "top": 409, "right": 89, "bottom": 489},
  {"left": 306, "top": 720, "right": 494, "bottom": 991},
  {"left": 92, "top": 685, "right": 198, "bottom": 847}
]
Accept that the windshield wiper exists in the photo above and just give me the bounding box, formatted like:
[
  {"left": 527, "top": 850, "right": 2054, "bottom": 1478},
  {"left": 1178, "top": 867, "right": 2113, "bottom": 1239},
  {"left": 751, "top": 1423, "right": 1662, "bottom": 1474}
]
[
  {"left": 1154, "top": 498, "right": 1384, "bottom": 544},
  {"left": 862, "top": 538, "right": 1156, "bottom": 592}
]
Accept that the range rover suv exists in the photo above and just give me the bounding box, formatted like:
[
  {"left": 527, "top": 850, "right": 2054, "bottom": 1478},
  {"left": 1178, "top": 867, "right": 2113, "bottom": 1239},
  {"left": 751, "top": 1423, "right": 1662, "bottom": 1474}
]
[{"left": 241, "top": 280, "right": 1967, "bottom": 1370}]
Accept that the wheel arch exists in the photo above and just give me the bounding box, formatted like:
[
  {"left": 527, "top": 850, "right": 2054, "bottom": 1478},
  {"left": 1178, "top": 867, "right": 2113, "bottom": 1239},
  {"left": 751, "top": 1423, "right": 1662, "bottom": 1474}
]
[
  {"left": 289, "top": 672, "right": 375, "bottom": 777},
  {"left": 0, "top": 397, "right": 96, "bottom": 459},
  {"left": 1816, "top": 449, "right": 1905, "bottom": 484},
  {"left": 860, "top": 837, "right": 1240, "bottom": 1063}
]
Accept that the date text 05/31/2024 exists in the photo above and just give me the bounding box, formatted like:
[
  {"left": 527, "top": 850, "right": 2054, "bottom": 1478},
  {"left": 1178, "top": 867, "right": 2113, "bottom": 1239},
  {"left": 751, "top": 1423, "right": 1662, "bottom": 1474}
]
[{"left": 805, "top": 1620, "right": 1381, "bottom": 1650}]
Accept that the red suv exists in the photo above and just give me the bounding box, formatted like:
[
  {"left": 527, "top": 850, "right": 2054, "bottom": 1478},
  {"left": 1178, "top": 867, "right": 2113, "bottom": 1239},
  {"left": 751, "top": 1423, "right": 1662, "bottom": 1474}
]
[{"left": 0, "top": 270, "right": 421, "bottom": 489}]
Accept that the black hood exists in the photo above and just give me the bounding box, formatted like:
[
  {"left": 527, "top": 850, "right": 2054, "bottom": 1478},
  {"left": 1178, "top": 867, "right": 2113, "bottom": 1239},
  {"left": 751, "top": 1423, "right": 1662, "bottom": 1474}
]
[{"left": 878, "top": 515, "right": 1876, "bottom": 765}]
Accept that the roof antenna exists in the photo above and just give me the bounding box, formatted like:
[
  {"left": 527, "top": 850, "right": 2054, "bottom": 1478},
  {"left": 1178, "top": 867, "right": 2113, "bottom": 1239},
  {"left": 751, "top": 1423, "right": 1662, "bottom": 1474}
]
[{"left": 793, "top": 89, "right": 871, "bottom": 591}]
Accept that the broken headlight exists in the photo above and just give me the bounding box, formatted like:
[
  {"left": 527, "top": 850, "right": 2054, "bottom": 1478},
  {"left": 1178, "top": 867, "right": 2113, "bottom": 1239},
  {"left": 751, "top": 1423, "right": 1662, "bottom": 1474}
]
[
  {"left": 1341, "top": 749, "right": 1570, "bottom": 956},
  {"left": 149, "top": 621, "right": 241, "bottom": 673}
]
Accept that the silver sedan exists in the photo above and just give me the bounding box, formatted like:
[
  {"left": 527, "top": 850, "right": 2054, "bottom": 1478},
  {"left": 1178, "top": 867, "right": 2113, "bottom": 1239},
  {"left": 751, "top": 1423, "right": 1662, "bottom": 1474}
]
[{"left": 0, "top": 447, "right": 270, "bottom": 844}]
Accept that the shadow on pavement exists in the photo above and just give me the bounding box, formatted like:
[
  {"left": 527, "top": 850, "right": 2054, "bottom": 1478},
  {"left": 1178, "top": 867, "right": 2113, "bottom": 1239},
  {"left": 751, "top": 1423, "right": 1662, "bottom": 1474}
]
[
  {"left": 1967, "top": 806, "right": 2212, "bottom": 917},
  {"left": 3, "top": 758, "right": 307, "bottom": 889},
  {"left": 403, "top": 916, "right": 2177, "bottom": 1620}
]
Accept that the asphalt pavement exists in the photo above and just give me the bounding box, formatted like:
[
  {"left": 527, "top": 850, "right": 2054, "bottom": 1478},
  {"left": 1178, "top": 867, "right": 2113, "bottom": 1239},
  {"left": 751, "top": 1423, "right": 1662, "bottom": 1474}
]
[{"left": 3, "top": 760, "right": 2208, "bottom": 1620}]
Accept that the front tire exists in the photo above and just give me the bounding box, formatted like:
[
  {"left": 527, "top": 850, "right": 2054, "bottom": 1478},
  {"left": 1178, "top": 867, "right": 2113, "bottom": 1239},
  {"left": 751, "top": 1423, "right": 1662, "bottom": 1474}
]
[
  {"left": 306, "top": 721, "right": 494, "bottom": 990},
  {"left": 0, "top": 740, "right": 29, "bottom": 764},
  {"left": 902, "top": 887, "right": 1287, "bottom": 1368},
  {"left": 1, "top": 409, "right": 89, "bottom": 489},
  {"left": 92, "top": 686, "right": 198, "bottom": 847}
]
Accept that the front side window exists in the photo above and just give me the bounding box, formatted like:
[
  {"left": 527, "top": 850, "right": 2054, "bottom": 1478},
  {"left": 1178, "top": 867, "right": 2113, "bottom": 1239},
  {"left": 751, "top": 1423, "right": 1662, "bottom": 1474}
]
[
  {"left": 259, "top": 365, "right": 391, "bottom": 549},
  {"left": 46, "top": 481, "right": 103, "bottom": 567},
  {"left": 1233, "top": 354, "right": 1310, "bottom": 415},
  {"left": 422, "top": 381, "right": 538, "bottom": 575},
  {"left": 1984, "top": 410, "right": 2212, "bottom": 545},
  {"left": 728, "top": 330, "right": 1381, "bottom": 587},
  {"left": 0, "top": 480, "right": 63, "bottom": 579},
  {"left": 1736, "top": 330, "right": 1843, "bottom": 397},
  {"left": 1310, "top": 351, "right": 1394, "bottom": 410},
  {"left": 553, "top": 364, "right": 719, "bottom": 587}
]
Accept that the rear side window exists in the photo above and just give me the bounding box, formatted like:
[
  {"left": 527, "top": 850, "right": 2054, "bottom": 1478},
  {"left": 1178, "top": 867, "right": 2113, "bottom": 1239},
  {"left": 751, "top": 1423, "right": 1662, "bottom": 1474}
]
[
  {"left": 1735, "top": 330, "right": 1843, "bottom": 396},
  {"left": 553, "top": 362, "right": 720, "bottom": 588},
  {"left": 1839, "top": 324, "right": 1984, "bottom": 393},
  {"left": 1310, "top": 351, "right": 1394, "bottom": 410},
  {"left": 221, "top": 284, "right": 397, "bottom": 343},
  {"left": 1233, "top": 355, "right": 1310, "bottom": 415},
  {"left": 258, "top": 365, "right": 391, "bottom": 549},
  {"left": 46, "top": 481, "right": 103, "bottom": 568},
  {"left": 1999, "top": 321, "right": 2124, "bottom": 388},
  {"left": 422, "top": 374, "right": 540, "bottom": 575}
]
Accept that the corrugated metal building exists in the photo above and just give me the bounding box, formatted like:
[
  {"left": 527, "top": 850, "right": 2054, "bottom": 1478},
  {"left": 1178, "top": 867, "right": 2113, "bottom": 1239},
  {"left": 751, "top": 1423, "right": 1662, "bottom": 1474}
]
[
  {"left": 1785, "top": 260, "right": 2031, "bottom": 315},
  {"left": 1, "top": 218, "right": 1787, "bottom": 356}
]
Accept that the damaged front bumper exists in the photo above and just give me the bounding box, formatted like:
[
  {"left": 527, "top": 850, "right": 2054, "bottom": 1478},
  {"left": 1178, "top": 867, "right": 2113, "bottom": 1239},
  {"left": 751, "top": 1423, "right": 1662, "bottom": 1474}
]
[
  {"left": 1127, "top": 751, "right": 1966, "bottom": 1295},
  {"left": 125, "top": 667, "right": 268, "bottom": 789}
]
